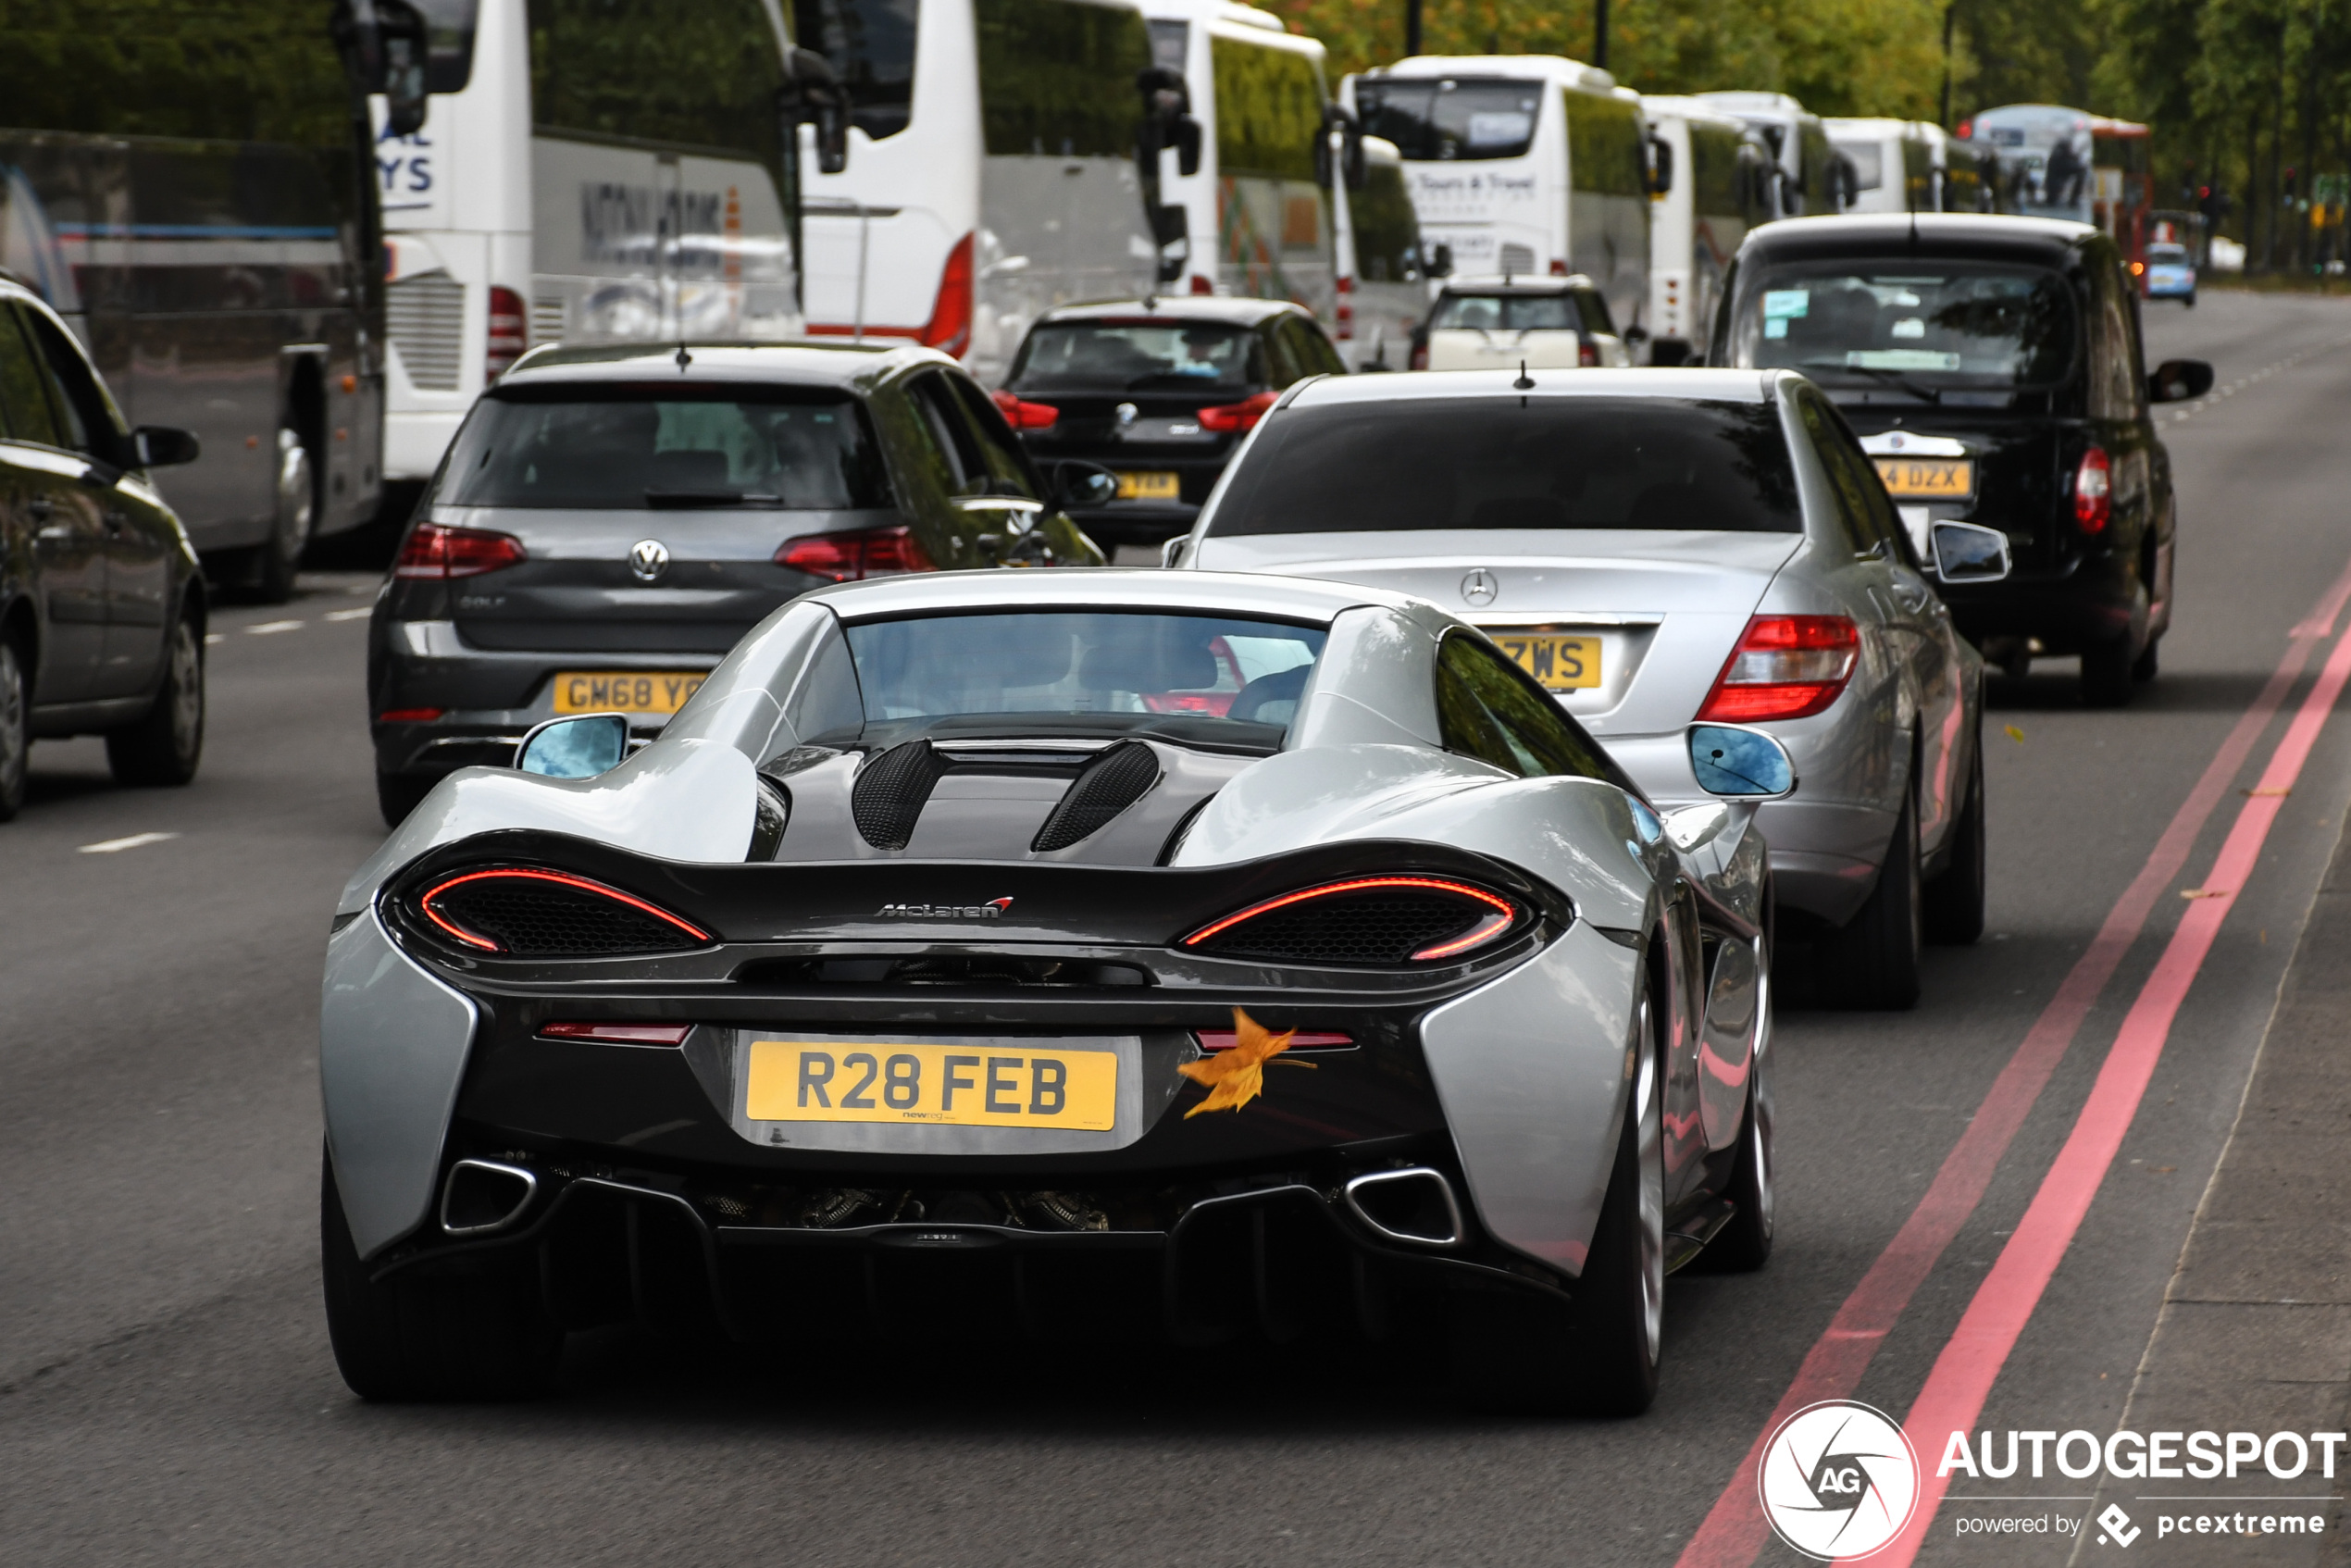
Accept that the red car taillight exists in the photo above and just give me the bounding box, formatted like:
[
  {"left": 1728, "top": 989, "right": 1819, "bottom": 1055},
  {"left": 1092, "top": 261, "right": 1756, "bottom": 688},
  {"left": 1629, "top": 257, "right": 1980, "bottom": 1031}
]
[
  {"left": 485, "top": 285, "right": 527, "bottom": 381},
  {"left": 417, "top": 868, "right": 711, "bottom": 956},
  {"left": 919, "top": 233, "right": 974, "bottom": 358},
  {"left": 1182, "top": 876, "right": 1524, "bottom": 966},
  {"left": 1335, "top": 275, "right": 1354, "bottom": 341},
  {"left": 539, "top": 1021, "right": 694, "bottom": 1045},
  {"left": 990, "top": 389, "right": 1060, "bottom": 429},
  {"left": 1578, "top": 340, "right": 1599, "bottom": 367},
  {"left": 393, "top": 523, "right": 527, "bottom": 579},
  {"left": 1698, "top": 615, "right": 1860, "bottom": 722},
  {"left": 1197, "top": 390, "right": 1278, "bottom": 433},
  {"left": 776, "top": 524, "right": 936, "bottom": 581},
  {"left": 2073, "top": 445, "right": 2111, "bottom": 533},
  {"left": 1409, "top": 339, "right": 1428, "bottom": 370},
  {"left": 378, "top": 707, "right": 444, "bottom": 723}
]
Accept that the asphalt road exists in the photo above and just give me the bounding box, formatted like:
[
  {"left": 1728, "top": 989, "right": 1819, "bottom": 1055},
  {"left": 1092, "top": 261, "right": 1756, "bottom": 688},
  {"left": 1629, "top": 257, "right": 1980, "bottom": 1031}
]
[{"left": 6, "top": 292, "right": 2351, "bottom": 1566}]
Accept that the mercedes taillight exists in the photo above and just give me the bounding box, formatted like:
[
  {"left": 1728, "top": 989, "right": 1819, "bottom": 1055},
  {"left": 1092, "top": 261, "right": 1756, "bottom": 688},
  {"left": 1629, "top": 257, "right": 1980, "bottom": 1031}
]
[{"left": 1697, "top": 615, "right": 1860, "bottom": 722}]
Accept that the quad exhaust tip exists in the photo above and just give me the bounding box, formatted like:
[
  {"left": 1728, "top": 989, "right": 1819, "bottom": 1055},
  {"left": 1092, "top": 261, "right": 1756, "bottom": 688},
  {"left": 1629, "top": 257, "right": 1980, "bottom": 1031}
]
[
  {"left": 1341, "top": 1166, "right": 1464, "bottom": 1249},
  {"left": 440, "top": 1158, "right": 539, "bottom": 1237}
]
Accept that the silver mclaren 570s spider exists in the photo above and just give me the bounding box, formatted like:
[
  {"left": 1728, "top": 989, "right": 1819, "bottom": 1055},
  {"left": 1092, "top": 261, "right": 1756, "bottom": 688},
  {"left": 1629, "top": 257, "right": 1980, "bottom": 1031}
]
[{"left": 319, "top": 570, "right": 1786, "bottom": 1413}]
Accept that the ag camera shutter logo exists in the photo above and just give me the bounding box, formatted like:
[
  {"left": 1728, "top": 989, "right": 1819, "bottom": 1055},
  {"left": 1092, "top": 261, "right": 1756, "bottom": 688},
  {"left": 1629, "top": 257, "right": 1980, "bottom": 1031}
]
[{"left": 1758, "top": 1400, "right": 1922, "bottom": 1561}]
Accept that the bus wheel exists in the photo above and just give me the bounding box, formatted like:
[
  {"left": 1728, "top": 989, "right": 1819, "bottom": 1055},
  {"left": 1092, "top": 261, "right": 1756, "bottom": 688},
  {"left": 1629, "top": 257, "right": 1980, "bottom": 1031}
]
[{"left": 254, "top": 425, "right": 316, "bottom": 604}]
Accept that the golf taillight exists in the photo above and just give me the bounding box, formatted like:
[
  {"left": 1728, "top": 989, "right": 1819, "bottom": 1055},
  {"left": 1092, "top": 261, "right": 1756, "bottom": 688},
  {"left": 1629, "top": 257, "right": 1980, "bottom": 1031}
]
[
  {"left": 1698, "top": 615, "right": 1860, "bottom": 723},
  {"left": 1197, "top": 390, "right": 1278, "bottom": 433},
  {"left": 415, "top": 867, "right": 711, "bottom": 956},
  {"left": 485, "top": 285, "right": 528, "bottom": 381},
  {"left": 393, "top": 523, "right": 527, "bottom": 579},
  {"left": 1182, "top": 876, "right": 1524, "bottom": 966},
  {"left": 990, "top": 389, "right": 1060, "bottom": 429},
  {"left": 538, "top": 1021, "right": 694, "bottom": 1045},
  {"left": 2074, "top": 445, "right": 2112, "bottom": 534},
  {"left": 776, "top": 524, "right": 936, "bottom": 581}
]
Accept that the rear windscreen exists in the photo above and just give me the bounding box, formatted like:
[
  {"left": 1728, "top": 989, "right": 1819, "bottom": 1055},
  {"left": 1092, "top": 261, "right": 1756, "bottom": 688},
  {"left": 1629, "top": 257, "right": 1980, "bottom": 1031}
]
[
  {"left": 436, "top": 386, "right": 892, "bottom": 509},
  {"left": 1007, "top": 320, "right": 1260, "bottom": 395},
  {"left": 1728, "top": 261, "right": 2078, "bottom": 389},
  {"left": 1206, "top": 397, "right": 1800, "bottom": 535},
  {"left": 1429, "top": 293, "right": 1580, "bottom": 331}
]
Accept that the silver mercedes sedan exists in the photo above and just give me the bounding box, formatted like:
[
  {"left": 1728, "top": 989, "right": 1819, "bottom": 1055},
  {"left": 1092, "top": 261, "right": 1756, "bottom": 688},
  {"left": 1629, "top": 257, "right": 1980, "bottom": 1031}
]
[{"left": 1168, "top": 368, "right": 2001, "bottom": 1009}]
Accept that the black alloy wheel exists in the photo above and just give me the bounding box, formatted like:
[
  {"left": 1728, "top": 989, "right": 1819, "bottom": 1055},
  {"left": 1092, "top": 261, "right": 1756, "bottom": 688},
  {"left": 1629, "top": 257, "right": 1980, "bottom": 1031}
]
[
  {"left": 320, "top": 1151, "right": 561, "bottom": 1401},
  {"left": 1823, "top": 792, "right": 1923, "bottom": 1010},
  {"left": 1690, "top": 1036, "right": 1775, "bottom": 1273},
  {"left": 1447, "top": 994, "right": 1664, "bottom": 1416},
  {"left": 1923, "top": 737, "right": 1987, "bottom": 945},
  {"left": 0, "top": 641, "right": 26, "bottom": 821},
  {"left": 106, "top": 616, "right": 204, "bottom": 787}
]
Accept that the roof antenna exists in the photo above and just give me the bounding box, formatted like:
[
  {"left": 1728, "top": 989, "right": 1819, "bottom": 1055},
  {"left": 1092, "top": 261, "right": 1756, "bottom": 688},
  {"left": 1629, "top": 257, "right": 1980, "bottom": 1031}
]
[
  {"left": 1513, "top": 357, "right": 1536, "bottom": 391},
  {"left": 675, "top": 342, "right": 692, "bottom": 373}
]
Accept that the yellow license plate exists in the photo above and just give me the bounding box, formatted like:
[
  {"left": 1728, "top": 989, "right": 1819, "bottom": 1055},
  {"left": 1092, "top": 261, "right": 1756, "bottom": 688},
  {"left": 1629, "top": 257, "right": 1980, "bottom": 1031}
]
[
  {"left": 1116, "top": 470, "right": 1181, "bottom": 501},
  {"left": 1492, "top": 632, "right": 1603, "bottom": 691},
  {"left": 551, "top": 671, "right": 706, "bottom": 715},
  {"left": 1872, "top": 457, "right": 1974, "bottom": 498},
  {"left": 746, "top": 1039, "right": 1118, "bottom": 1130}
]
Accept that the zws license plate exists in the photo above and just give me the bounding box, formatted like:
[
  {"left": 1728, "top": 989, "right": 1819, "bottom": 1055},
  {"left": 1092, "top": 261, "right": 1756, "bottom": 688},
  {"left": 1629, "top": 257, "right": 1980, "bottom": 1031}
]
[
  {"left": 1493, "top": 633, "right": 1603, "bottom": 691},
  {"left": 1872, "top": 457, "right": 1974, "bottom": 498},
  {"left": 551, "top": 671, "right": 706, "bottom": 715},
  {"left": 746, "top": 1040, "right": 1118, "bottom": 1130},
  {"left": 1115, "top": 471, "right": 1181, "bottom": 501}
]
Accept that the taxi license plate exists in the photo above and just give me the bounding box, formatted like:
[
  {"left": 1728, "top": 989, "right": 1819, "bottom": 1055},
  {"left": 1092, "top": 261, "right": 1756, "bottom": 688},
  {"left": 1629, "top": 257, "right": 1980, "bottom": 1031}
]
[
  {"left": 1872, "top": 457, "right": 1974, "bottom": 498},
  {"left": 746, "top": 1039, "right": 1118, "bottom": 1130},
  {"left": 1116, "top": 470, "right": 1181, "bottom": 501},
  {"left": 1492, "top": 632, "right": 1603, "bottom": 691},
  {"left": 551, "top": 671, "right": 706, "bottom": 715}
]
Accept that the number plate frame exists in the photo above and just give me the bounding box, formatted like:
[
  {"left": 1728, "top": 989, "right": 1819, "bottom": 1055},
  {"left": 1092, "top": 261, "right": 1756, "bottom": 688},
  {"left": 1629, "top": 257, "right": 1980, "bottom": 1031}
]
[
  {"left": 1491, "top": 632, "right": 1604, "bottom": 691},
  {"left": 1114, "top": 470, "right": 1181, "bottom": 501},
  {"left": 1872, "top": 456, "right": 1975, "bottom": 499}
]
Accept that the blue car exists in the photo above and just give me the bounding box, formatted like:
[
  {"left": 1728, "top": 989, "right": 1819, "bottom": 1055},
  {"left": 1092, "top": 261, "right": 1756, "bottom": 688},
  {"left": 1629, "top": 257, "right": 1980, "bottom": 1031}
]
[{"left": 2145, "top": 242, "right": 2197, "bottom": 305}]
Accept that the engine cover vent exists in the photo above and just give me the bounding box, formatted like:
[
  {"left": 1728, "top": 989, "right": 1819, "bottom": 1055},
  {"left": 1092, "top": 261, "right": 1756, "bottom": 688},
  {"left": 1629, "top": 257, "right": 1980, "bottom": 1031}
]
[
  {"left": 852, "top": 740, "right": 950, "bottom": 851},
  {"left": 1031, "top": 740, "right": 1161, "bottom": 852}
]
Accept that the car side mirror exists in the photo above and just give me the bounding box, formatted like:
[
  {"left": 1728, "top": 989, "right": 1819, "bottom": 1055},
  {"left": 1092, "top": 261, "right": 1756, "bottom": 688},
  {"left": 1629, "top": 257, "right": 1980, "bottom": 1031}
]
[
  {"left": 2146, "top": 357, "right": 2213, "bottom": 404},
  {"left": 1051, "top": 460, "right": 1119, "bottom": 509},
  {"left": 133, "top": 425, "right": 200, "bottom": 468},
  {"left": 1647, "top": 134, "right": 1675, "bottom": 196},
  {"left": 1932, "top": 519, "right": 2012, "bottom": 583},
  {"left": 1687, "top": 723, "right": 1796, "bottom": 800},
  {"left": 516, "top": 713, "right": 628, "bottom": 778},
  {"left": 1661, "top": 801, "right": 1729, "bottom": 852}
]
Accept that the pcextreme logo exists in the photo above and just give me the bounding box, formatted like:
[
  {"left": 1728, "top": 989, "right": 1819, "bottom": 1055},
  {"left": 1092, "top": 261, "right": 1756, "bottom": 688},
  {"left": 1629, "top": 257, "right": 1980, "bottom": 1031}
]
[
  {"left": 875, "top": 898, "right": 1014, "bottom": 919},
  {"left": 1759, "top": 1400, "right": 1922, "bottom": 1561}
]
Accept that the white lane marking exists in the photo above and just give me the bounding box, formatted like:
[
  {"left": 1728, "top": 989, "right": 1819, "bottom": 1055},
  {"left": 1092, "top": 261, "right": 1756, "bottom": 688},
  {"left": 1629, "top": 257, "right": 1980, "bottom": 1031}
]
[
  {"left": 324, "top": 607, "right": 372, "bottom": 622},
  {"left": 2164, "top": 328, "right": 2351, "bottom": 426},
  {"left": 79, "top": 831, "right": 179, "bottom": 854},
  {"left": 245, "top": 619, "right": 303, "bottom": 635},
  {"left": 204, "top": 633, "right": 225, "bottom": 645}
]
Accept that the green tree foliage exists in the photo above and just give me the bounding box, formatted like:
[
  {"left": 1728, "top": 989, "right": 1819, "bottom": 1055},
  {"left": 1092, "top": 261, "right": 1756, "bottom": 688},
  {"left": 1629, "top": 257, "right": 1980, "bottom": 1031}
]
[
  {"left": 0, "top": 0, "right": 350, "bottom": 143},
  {"left": 1213, "top": 35, "right": 1328, "bottom": 179},
  {"left": 973, "top": 0, "right": 1155, "bottom": 157}
]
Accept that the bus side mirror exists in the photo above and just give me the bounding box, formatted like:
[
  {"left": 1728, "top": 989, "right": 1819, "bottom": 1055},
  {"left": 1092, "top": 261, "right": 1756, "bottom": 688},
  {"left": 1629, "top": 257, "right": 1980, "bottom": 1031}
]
[
  {"left": 1176, "top": 116, "right": 1203, "bottom": 179},
  {"left": 783, "top": 48, "right": 849, "bottom": 174},
  {"left": 336, "top": 0, "right": 430, "bottom": 136},
  {"left": 1426, "top": 242, "right": 1453, "bottom": 279},
  {"left": 1647, "top": 134, "right": 1674, "bottom": 196},
  {"left": 1315, "top": 106, "right": 1365, "bottom": 191}
]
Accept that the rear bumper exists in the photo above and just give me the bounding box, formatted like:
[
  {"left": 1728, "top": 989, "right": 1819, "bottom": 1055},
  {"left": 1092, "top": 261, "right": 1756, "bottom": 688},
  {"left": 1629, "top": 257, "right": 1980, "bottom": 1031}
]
[{"left": 1939, "top": 552, "right": 2142, "bottom": 653}]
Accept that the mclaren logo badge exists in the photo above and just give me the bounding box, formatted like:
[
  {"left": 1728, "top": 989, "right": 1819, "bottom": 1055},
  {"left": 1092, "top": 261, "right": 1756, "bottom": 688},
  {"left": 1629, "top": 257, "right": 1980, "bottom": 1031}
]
[{"left": 877, "top": 898, "right": 1015, "bottom": 919}]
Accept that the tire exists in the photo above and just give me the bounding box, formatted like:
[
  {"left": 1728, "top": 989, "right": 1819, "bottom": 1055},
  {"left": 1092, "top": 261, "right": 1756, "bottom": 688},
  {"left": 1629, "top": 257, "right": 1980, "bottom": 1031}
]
[
  {"left": 106, "top": 616, "right": 205, "bottom": 787},
  {"left": 1692, "top": 1026, "right": 1774, "bottom": 1273},
  {"left": 1922, "top": 739, "right": 1986, "bottom": 946},
  {"left": 2132, "top": 635, "right": 2161, "bottom": 683},
  {"left": 377, "top": 770, "right": 435, "bottom": 828},
  {"left": 2080, "top": 631, "right": 2134, "bottom": 707},
  {"left": 1821, "top": 792, "right": 1922, "bottom": 1009},
  {"left": 1448, "top": 997, "right": 1663, "bottom": 1416},
  {"left": 252, "top": 425, "right": 316, "bottom": 604},
  {"left": 0, "top": 641, "right": 26, "bottom": 822},
  {"left": 2185, "top": 292, "right": 2197, "bottom": 308},
  {"left": 320, "top": 1150, "right": 561, "bottom": 1401}
]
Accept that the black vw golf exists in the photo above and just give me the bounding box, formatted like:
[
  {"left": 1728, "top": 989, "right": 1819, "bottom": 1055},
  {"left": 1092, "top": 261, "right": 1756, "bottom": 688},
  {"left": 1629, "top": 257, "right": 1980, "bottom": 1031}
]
[{"left": 1712, "top": 215, "right": 2212, "bottom": 704}]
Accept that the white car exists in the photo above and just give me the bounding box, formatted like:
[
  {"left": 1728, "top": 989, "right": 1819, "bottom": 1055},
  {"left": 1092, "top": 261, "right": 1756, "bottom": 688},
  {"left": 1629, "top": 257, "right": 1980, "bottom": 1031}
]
[{"left": 1417, "top": 275, "right": 1635, "bottom": 371}]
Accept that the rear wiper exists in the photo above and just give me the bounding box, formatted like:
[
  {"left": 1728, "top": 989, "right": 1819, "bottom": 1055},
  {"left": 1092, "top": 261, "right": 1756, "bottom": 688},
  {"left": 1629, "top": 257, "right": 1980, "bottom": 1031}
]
[
  {"left": 1124, "top": 371, "right": 1225, "bottom": 389},
  {"left": 644, "top": 489, "right": 772, "bottom": 508},
  {"left": 1837, "top": 365, "right": 1943, "bottom": 404}
]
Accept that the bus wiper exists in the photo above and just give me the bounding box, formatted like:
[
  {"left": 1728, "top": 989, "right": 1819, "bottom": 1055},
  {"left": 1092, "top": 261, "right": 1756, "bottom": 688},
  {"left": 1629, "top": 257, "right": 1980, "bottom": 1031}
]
[{"left": 1840, "top": 364, "right": 1943, "bottom": 404}]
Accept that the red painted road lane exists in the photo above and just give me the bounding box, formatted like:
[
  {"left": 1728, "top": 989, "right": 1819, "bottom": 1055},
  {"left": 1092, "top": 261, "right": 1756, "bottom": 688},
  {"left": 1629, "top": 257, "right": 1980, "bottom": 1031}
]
[
  {"left": 1863, "top": 600, "right": 2351, "bottom": 1563},
  {"left": 1674, "top": 552, "right": 2351, "bottom": 1568}
]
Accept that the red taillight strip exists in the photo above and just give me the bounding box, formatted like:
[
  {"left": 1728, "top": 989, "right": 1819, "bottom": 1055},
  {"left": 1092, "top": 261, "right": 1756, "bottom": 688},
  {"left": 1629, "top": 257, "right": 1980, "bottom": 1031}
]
[
  {"left": 538, "top": 1021, "right": 694, "bottom": 1045},
  {"left": 1180, "top": 876, "right": 1520, "bottom": 951},
  {"left": 417, "top": 868, "right": 713, "bottom": 954},
  {"left": 1412, "top": 911, "right": 1517, "bottom": 962}
]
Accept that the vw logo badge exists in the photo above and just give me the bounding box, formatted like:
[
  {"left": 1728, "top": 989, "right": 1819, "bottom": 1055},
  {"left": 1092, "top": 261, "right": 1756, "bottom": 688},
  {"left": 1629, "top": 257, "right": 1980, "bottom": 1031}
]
[
  {"left": 1461, "top": 568, "right": 1499, "bottom": 606},
  {"left": 1114, "top": 402, "right": 1138, "bottom": 428},
  {"left": 628, "top": 539, "right": 670, "bottom": 583}
]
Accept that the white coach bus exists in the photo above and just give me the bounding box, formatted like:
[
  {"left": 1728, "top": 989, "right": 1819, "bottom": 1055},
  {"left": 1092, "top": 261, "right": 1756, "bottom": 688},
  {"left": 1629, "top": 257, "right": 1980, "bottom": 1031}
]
[
  {"left": 373, "top": 0, "right": 811, "bottom": 486},
  {"left": 1638, "top": 96, "right": 1768, "bottom": 364},
  {"left": 1139, "top": 0, "right": 1335, "bottom": 321},
  {"left": 794, "top": 0, "right": 1169, "bottom": 385},
  {"left": 1347, "top": 56, "right": 1654, "bottom": 341},
  {"left": 1695, "top": 91, "right": 1846, "bottom": 218}
]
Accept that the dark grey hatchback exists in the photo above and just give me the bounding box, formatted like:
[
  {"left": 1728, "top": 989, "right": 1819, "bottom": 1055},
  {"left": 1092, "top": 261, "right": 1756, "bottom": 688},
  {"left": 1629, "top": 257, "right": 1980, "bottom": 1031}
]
[{"left": 367, "top": 341, "right": 1111, "bottom": 825}]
